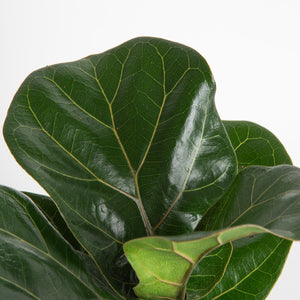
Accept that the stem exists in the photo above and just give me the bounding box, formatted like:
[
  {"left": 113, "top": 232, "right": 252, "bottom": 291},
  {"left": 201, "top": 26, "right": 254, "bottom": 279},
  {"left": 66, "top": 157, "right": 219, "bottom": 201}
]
[
  {"left": 177, "top": 285, "right": 187, "bottom": 300},
  {"left": 135, "top": 176, "right": 153, "bottom": 236}
]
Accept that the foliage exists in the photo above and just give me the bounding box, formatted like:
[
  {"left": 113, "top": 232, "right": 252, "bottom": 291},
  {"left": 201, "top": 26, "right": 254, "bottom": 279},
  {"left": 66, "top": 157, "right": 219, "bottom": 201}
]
[{"left": 2, "top": 37, "right": 300, "bottom": 299}]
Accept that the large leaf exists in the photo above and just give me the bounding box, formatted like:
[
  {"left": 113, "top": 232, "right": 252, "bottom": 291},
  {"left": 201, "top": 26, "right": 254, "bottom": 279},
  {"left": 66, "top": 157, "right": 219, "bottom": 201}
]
[
  {"left": 124, "top": 164, "right": 300, "bottom": 300},
  {"left": 186, "top": 121, "right": 293, "bottom": 299},
  {"left": 0, "top": 185, "right": 118, "bottom": 299},
  {"left": 3, "top": 37, "right": 237, "bottom": 293}
]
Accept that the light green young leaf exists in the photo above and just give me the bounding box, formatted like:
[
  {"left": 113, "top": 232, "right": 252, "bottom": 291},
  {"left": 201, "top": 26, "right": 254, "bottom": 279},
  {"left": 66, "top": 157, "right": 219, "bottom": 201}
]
[{"left": 124, "top": 225, "right": 273, "bottom": 300}]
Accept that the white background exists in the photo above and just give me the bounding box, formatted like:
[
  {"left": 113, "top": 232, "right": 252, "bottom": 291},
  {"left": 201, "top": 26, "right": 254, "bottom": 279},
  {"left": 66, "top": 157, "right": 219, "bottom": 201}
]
[{"left": 1, "top": 1, "right": 299, "bottom": 298}]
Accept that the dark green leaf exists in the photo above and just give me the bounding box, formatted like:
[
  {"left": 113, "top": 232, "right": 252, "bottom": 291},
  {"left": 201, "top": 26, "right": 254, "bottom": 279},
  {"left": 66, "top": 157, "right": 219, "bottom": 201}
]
[
  {"left": 223, "top": 120, "right": 292, "bottom": 171},
  {"left": 0, "top": 185, "right": 118, "bottom": 299},
  {"left": 3, "top": 37, "right": 237, "bottom": 293},
  {"left": 198, "top": 234, "right": 291, "bottom": 300},
  {"left": 23, "top": 191, "right": 84, "bottom": 251},
  {"left": 198, "top": 165, "right": 300, "bottom": 239},
  {"left": 186, "top": 243, "right": 232, "bottom": 298},
  {"left": 187, "top": 120, "right": 293, "bottom": 299}
]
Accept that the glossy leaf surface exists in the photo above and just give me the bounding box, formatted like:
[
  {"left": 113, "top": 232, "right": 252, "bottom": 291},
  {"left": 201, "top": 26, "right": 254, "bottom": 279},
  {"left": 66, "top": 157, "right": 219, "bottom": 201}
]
[
  {"left": 3, "top": 37, "right": 237, "bottom": 294},
  {"left": 0, "top": 185, "right": 117, "bottom": 299},
  {"left": 186, "top": 121, "right": 293, "bottom": 299},
  {"left": 125, "top": 164, "right": 300, "bottom": 299}
]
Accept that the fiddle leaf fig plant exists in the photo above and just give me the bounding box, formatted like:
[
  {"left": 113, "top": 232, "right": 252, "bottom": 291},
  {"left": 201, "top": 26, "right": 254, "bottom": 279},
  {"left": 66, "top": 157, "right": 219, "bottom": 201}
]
[{"left": 2, "top": 37, "right": 300, "bottom": 299}]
